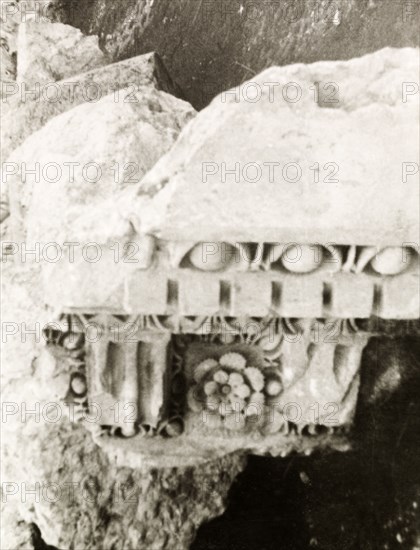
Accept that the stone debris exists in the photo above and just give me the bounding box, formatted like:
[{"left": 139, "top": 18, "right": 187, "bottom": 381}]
[
  {"left": 1, "top": 16, "right": 108, "bottom": 237},
  {"left": 6, "top": 85, "right": 195, "bottom": 245},
  {"left": 16, "top": 21, "right": 107, "bottom": 85},
  {"left": 1, "top": 51, "right": 184, "bottom": 160}
]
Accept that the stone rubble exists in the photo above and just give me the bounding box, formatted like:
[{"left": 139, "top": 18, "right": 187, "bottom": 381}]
[
  {"left": 7, "top": 83, "right": 195, "bottom": 244},
  {"left": 16, "top": 21, "right": 107, "bottom": 85},
  {"left": 1, "top": 52, "right": 184, "bottom": 160}
]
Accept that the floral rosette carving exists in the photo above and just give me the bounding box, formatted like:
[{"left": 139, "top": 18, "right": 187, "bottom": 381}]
[{"left": 187, "top": 352, "right": 284, "bottom": 432}]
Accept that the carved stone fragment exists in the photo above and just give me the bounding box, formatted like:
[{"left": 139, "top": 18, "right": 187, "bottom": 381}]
[{"left": 5, "top": 48, "right": 419, "bottom": 469}]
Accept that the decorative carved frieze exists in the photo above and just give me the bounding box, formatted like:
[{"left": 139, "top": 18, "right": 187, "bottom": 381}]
[
  {"left": 122, "top": 240, "right": 419, "bottom": 320},
  {"left": 44, "top": 312, "right": 371, "bottom": 464}
]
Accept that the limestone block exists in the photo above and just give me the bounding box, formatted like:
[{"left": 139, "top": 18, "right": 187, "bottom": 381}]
[
  {"left": 5, "top": 84, "right": 195, "bottom": 246},
  {"left": 16, "top": 21, "right": 107, "bottom": 85},
  {"left": 1, "top": 19, "right": 106, "bottom": 227},
  {"left": 2, "top": 52, "right": 183, "bottom": 160},
  {"left": 125, "top": 48, "right": 419, "bottom": 249}
]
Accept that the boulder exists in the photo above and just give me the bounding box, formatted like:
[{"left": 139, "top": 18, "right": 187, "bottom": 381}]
[
  {"left": 16, "top": 21, "right": 107, "bottom": 85},
  {"left": 0, "top": 0, "right": 48, "bottom": 89},
  {"left": 1, "top": 18, "right": 107, "bottom": 229},
  {"left": 3, "top": 83, "right": 194, "bottom": 312},
  {"left": 1, "top": 52, "right": 184, "bottom": 160},
  {"left": 6, "top": 85, "right": 195, "bottom": 245}
]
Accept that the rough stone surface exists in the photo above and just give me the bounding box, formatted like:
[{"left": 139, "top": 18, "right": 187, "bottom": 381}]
[
  {"left": 6, "top": 84, "right": 195, "bottom": 245},
  {"left": 62, "top": 0, "right": 419, "bottom": 110},
  {"left": 123, "top": 47, "right": 419, "bottom": 246},
  {"left": 1, "top": 1, "right": 59, "bottom": 90},
  {"left": 2, "top": 414, "right": 246, "bottom": 549},
  {"left": 1, "top": 0, "right": 19, "bottom": 85},
  {"left": 0, "top": 508, "right": 36, "bottom": 550},
  {"left": 1, "top": 51, "right": 184, "bottom": 160},
  {"left": 16, "top": 21, "right": 107, "bottom": 85},
  {"left": 1, "top": 16, "right": 108, "bottom": 232}
]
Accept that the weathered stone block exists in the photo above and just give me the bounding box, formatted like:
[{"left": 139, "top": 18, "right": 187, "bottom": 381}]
[
  {"left": 2, "top": 52, "right": 183, "bottom": 160},
  {"left": 16, "top": 21, "right": 107, "bottom": 85},
  {"left": 129, "top": 49, "right": 419, "bottom": 248},
  {"left": 5, "top": 84, "right": 195, "bottom": 246}
]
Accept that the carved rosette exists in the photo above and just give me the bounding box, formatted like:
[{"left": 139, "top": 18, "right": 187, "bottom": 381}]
[{"left": 187, "top": 352, "right": 283, "bottom": 431}]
